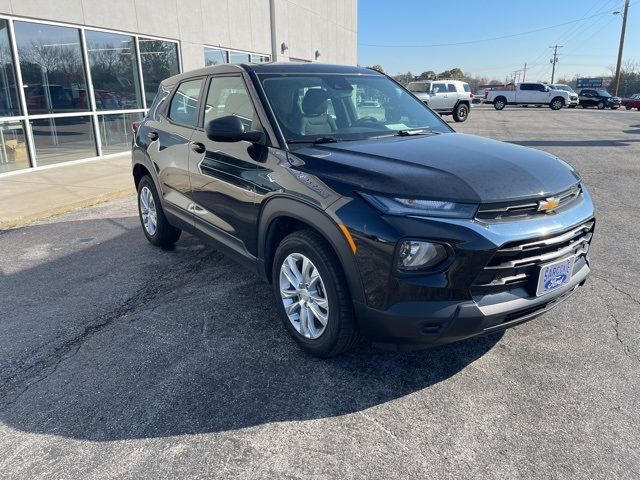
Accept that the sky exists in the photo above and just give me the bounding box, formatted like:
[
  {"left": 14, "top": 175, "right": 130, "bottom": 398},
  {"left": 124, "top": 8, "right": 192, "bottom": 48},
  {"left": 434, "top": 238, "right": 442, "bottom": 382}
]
[{"left": 357, "top": 0, "right": 639, "bottom": 82}]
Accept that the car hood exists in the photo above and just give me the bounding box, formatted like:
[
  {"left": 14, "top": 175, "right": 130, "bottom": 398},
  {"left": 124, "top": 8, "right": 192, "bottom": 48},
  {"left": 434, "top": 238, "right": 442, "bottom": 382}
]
[{"left": 289, "top": 133, "right": 580, "bottom": 204}]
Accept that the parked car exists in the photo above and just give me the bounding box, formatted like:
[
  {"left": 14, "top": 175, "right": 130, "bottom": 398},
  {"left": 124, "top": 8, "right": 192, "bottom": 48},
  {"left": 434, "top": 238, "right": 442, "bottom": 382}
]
[
  {"left": 132, "top": 63, "right": 595, "bottom": 357},
  {"left": 622, "top": 93, "right": 640, "bottom": 110},
  {"left": 577, "top": 88, "right": 621, "bottom": 110},
  {"left": 549, "top": 84, "right": 580, "bottom": 108},
  {"left": 485, "top": 82, "right": 574, "bottom": 110},
  {"left": 407, "top": 80, "right": 473, "bottom": 122}
]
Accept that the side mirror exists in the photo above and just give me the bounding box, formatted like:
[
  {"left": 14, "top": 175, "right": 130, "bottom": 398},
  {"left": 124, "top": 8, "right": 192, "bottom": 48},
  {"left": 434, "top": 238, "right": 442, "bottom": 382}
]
[
  {"left": 544, "top": 86, "right": 550, "bottom": 92},
  {"left": 205, "top": 115, "right": 265, "bottom": 144}
]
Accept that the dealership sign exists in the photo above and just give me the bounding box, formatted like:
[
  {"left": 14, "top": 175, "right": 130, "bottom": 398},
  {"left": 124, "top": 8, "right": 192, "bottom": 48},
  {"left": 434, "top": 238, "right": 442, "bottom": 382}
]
[{"left": 576, "top": 77, "right": 613, "bottom": 88}]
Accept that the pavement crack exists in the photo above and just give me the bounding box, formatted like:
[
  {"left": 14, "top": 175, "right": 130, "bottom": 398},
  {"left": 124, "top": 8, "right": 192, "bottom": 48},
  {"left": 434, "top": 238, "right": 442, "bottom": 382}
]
[
  {"left": 592, "top": 276, "right": 639, "bottom": 363},
  {"left": 0, "top": 250, "right": 220, "bottom": 410}
]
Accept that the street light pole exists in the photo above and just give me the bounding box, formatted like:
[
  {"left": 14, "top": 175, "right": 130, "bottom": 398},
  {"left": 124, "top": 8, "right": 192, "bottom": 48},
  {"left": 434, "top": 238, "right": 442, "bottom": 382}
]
[{"left": 613, "top": 0, "right": 630, "bottom": 96}]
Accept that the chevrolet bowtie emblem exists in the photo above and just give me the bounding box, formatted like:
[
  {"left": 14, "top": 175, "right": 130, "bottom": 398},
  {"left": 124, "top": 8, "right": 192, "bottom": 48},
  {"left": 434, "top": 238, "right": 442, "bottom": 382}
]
[{"left": 538, "top": 197, "right": 560, "bottom": 213}]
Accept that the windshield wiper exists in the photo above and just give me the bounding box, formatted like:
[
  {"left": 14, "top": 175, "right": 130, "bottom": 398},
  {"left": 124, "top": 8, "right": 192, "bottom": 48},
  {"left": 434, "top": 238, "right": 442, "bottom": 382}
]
[
  {"left": 288, "top": 136, "right": 341, "bottom": 144},
  {"left": 396, "top": 129, "right": 436, "bottom": 136}
]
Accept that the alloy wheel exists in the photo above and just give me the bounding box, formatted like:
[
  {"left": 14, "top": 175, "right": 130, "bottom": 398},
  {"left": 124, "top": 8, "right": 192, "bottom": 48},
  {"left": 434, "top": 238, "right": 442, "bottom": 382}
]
[
  {"left": 279, "top": 253, "right": 329, "bottom": 339},
  {"left": 139, "top": 186, "right": 158, "bottom": 236}
]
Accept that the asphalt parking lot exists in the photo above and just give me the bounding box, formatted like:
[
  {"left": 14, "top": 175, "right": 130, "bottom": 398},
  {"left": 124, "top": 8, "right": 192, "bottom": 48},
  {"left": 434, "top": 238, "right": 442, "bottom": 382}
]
[{"left": 1, "top": 106, "right": 639, "bottom": 479}]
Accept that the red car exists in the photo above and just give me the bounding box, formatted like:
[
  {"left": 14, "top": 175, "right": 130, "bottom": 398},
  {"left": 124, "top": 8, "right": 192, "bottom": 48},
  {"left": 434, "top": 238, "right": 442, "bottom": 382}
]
[{"left": 622, "top": 94, "right": 640, "bottom": 110}]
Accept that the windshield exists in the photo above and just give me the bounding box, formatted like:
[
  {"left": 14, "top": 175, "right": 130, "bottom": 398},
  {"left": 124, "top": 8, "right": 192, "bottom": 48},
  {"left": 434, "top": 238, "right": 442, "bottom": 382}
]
[
  {"left": 258, "top": 74, "right": 450, "bottom": 143},
  {"left": 596, "top": 89, "right": 612, "bottom": 97},
  {"left": 552, "top": 85, "right": 574, "bottom": 93},
  {"left": 407, "top": 82, "right": 430, "bottom": 93}
]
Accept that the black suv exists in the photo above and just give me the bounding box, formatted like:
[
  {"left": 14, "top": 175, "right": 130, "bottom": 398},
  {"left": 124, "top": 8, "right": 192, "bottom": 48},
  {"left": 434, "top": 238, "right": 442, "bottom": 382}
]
[
  {"left": 132, "top": 63, "right": 595, "bottom": 357},
  {"left": 578, "top": 88, "right": 621, "bottom": 109}
]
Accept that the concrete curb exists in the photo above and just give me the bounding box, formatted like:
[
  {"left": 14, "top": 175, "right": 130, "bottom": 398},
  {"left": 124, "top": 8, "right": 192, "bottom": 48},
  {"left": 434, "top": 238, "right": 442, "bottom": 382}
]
[{"left": 0, "top": 187, "right": 135, "bottom": 231}]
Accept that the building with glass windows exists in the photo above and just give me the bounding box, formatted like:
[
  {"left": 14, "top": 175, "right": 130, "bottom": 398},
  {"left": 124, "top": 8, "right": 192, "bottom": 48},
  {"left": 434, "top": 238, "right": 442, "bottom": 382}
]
[{"left": 0, "top": 0, "right": 357, "bottom": 175}]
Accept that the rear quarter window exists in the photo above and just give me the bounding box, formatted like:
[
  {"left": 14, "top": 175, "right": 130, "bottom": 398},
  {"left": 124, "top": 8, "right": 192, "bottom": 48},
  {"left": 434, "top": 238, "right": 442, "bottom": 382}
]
[{"left": 462, "top": 83, "right": 471, "bottom": 92}]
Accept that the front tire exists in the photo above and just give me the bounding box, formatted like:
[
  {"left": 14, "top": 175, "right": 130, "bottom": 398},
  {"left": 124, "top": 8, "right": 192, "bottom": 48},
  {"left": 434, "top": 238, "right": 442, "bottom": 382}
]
[
  {"left": 550, "top": 97, "right": 564, "bottom": 110},
  {"left": 452, "top": 103, "right": 469, "bottom": 122},
  {"left": 597, "top": 101, "right": 605, "bottom": 110},
  {"left": 272, "top": 230, "right": 359, "bottom": 357},
  {"left": 137, "top": 175, "right": 181, "bottom": 248}
]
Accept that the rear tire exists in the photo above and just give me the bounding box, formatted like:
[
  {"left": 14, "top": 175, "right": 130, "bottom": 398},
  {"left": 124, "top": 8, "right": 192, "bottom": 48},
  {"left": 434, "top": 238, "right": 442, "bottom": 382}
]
[
  {"left": 452, "top": 103, "right": 469, "bottom": 122},
  {"left": 493, "top": 97, "right": 506, "bottom": 110},
  {"left": 272, "top": 230, "right": 359, "bottom": 357},
  {"left": 137, "top": 175, "right": 181, "bottom": 248},
  {"left": 626, "top": 105, "right": 632, "bottom": 110}
]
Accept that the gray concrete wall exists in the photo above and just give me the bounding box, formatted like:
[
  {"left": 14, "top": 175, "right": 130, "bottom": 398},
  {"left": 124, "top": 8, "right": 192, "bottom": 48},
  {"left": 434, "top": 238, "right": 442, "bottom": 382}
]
[{"left": 0, "top": 0, "right": 357, "bottom": 70}]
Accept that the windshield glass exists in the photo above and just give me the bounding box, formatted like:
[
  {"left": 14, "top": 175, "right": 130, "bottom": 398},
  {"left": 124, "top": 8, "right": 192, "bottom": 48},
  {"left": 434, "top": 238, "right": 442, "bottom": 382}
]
[
  {"left": 552, "top": 85, "right": 574, "bottom": 93},
  {"left": 259, "top": 74, "right": 450, "bottom": 143},
  {"left": 407, "top": 82, "right": 430, "bottom": 93},
  {"left": 596, "top": 89, "right": 612, "bottom": 97}
]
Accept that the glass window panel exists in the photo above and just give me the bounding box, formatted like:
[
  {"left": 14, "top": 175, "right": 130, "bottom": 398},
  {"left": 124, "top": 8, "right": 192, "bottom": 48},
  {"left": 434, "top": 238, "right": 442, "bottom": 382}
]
[
  {"left": 228, "top": 51, "right": 250, "bottom": 64},
  {"left": 0, "top": 20, "right": 21, "bottom": 116},
  {"left": 203, "top": 76, "right": 257, "bottom": 131},
  {"left": 250, "top": 54, "right": 270, "bottom": 63},
  {"left": 0, "top": 121, "right": 30, "bottom": 173},
  {"left": 30, "top": 116, "right": 96, "bottom": 166},
  {"left": 14, "top": 21, "right": 89, "bottom": 114},
  {"left": 85, "top": 30, "right": 142, "bottom": 110},
  {"left": 139, "top": 38, "right": 179, "bottom": 106},
  {"left": 168, "top": 78, "right": 203, "bottom": 126},
  {"left": 98, "top": 112, "right": 143, "bottom": 155},
  {"left": 204, "top": 47, "right": 227, "bottom": 66}
]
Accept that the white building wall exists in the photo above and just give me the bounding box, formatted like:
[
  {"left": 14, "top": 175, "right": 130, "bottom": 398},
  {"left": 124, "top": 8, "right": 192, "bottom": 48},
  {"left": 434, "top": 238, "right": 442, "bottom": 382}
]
[{"left": 0, "top": 0, "right": 357, "bottom": 70}]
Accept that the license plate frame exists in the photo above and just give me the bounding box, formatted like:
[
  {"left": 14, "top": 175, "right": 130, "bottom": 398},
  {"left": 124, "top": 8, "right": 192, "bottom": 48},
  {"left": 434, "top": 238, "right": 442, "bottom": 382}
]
[{"left": 536, "top": 256, "right": 575, "bottom": 297}]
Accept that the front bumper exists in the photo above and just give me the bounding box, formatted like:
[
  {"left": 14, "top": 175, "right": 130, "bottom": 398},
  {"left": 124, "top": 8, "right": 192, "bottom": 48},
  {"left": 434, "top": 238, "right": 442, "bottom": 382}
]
[
  {"left": 354, "top": 258, "right": 589, "bottom": 350},
  {"left": 349, "top": 188, "right": 595, "bottom": 350}
]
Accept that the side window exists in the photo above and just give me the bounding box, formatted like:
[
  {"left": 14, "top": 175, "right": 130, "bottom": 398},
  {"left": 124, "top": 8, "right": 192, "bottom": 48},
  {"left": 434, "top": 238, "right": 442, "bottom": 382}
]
[
  {"left": 447, "top": 84, "right": 457, "bottom": 93},
  {"left": 168, "top": 79, "right": 203, "bottom": 126},
  {"left": 538, "top": 84, "right": 548, "bottom": 92},
  {"left": 432, "top": 83, "right": 447, "bottom": 94},
  {"left": 520, "top": 84, "right": 533, "bottom": 91},
  {"left": 147, "top": 85, "right": 171, "bottom": 121},
  {"left": 203, "top": 75, "right": 259, "bottom": 131}
]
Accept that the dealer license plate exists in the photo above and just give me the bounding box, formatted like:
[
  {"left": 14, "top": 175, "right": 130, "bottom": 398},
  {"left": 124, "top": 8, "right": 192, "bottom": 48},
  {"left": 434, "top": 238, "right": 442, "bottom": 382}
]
[{"left": 536, "top": 256, "right": 575, "bottom": 296}]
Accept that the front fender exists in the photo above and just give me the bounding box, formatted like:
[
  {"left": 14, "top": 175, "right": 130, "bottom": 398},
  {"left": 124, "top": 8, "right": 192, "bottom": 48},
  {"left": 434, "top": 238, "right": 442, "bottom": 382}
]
[{"left": 257, "top": 195, "right": 365, "bottom": 304}]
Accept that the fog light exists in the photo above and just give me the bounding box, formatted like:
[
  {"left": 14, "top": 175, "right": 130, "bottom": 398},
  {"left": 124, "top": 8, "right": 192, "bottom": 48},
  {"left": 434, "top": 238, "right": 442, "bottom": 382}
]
[{"left": 397, "top": 241, "right": 448, "bottom": 270}]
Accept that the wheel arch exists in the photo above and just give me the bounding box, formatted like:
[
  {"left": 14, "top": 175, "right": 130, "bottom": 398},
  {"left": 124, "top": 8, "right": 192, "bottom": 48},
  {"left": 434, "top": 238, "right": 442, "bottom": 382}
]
[{"left": 258, "top": 196, "right": 365, "bottom": 304}]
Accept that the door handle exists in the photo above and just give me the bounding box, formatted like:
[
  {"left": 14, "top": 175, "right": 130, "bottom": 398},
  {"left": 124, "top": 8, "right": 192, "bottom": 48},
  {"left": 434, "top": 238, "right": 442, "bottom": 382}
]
[
  {"left": 147, "top": 131, "right": 158, "bottom": 141},
  {"left": 190, "top": 142, "right": 206, "bottom": 154}
]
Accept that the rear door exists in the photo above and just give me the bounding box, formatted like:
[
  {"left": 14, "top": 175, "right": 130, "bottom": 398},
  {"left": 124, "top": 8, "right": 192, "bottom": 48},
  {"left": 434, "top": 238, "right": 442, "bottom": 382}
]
[
  {"left": 187, "top": 74, "right": 270, "bottom": 259},
  {"left": 579, "top": 89, "right": 595, "bottom": 106},
  {"left": 518, "top": 83, "right": 542, "bottom": 104},
  {"left": 144, "top": 77, "right": 204, "bottom": 217}
]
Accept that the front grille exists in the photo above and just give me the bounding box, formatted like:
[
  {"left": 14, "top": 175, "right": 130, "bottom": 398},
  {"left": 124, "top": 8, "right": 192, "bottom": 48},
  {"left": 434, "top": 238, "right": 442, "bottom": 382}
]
[
  {"left": 471, "top": 219, "right": 594, "bottom": 294},
  {"left": 476, "top": 184, "right": 582, "bottom": 221}
]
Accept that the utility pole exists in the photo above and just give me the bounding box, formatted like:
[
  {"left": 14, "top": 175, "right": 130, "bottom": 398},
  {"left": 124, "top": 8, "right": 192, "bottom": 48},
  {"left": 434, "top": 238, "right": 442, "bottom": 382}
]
[
  {"left": 522, "top": 63, "right": 527, "bottom": 82},
  {"left": 613, "top": 0, "right": 630, "bottom": 96},
  {"left": 549, "top": 45, "right": 563, "bottom": 83}
]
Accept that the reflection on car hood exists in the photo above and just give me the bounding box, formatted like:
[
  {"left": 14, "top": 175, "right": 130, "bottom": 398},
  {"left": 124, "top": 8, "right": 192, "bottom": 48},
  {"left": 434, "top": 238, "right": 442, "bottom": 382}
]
[{"left": 290, "top": 133, "right": 580, "bottom": 203}]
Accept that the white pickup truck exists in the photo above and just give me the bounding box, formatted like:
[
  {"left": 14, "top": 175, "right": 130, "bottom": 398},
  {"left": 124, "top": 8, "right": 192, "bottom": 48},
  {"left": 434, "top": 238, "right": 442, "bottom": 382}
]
[{"left": 485, "top": 82, "right": 575, "bottom": 111}]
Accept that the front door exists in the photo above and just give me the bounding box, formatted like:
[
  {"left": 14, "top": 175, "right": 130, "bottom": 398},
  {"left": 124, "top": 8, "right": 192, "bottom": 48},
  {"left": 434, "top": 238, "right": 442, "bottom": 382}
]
[
  {"left": 428, "top": 82, "right": 449, "bottom": 111},
  {"left": 188, "top": 74, "right": 269, "bottom": 259}
]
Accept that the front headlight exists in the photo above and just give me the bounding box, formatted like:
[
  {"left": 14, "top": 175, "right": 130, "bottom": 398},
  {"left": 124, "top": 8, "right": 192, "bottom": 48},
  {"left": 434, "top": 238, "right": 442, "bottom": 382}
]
[{"left": 360, "top": 193, "right": 478, "bottom": 219}]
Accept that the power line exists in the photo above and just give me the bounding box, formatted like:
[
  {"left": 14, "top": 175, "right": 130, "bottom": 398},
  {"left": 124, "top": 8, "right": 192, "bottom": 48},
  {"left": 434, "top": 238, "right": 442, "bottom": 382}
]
[{"left": 358, "top": 10, "right": 618, "bottom": 48}]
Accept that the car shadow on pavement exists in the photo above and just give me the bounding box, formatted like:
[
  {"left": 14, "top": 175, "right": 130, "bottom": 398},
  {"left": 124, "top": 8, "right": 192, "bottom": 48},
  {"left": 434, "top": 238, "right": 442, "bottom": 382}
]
[{"left": 0, "top": 217, "right": 502, "bottom": 441}]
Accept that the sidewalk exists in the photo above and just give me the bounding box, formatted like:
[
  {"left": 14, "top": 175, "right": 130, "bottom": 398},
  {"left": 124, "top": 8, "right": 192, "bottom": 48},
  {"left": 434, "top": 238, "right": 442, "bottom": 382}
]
[{"left": 0, "top": 154, "right": 134, "bottom": 229}]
